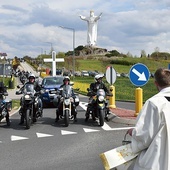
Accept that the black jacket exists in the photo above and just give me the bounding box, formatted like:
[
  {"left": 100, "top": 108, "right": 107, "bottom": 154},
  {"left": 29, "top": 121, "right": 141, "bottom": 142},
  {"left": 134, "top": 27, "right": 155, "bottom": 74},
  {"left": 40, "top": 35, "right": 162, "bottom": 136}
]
[{"left": 89, "top": 82, "right": 109, "bottom": 94}]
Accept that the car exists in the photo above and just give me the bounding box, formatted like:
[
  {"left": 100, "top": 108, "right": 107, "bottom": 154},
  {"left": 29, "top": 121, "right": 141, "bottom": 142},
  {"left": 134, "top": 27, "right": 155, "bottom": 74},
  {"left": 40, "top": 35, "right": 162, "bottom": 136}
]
[
  {"left": 81, "top": 70, "right": 89, "bottom": 77},
  {"left": 88, "top": 71, "right": 98, "bottom": 77},
  {"left": 40, "top": 76, "right": 64, "bottom": 107},
  {"left": 74, "top": 71, "right": 81, "bottom": 76}
]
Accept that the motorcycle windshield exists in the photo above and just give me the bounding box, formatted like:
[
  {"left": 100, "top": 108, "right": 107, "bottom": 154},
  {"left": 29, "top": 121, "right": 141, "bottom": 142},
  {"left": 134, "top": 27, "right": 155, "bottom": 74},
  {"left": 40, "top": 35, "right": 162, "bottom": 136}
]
[
  {"left": 23, "top": 84, "right": 35, "bottom": 95},
  {"left": 97, "top": 89, "right": 106, "bottom": 96},
  {"left": 62, "top": 85, "right": 72, "bottom": 98}
]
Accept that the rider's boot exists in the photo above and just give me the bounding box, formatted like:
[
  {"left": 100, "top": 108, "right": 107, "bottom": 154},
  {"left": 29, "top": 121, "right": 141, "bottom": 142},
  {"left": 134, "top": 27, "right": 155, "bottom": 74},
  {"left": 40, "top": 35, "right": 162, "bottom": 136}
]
[
  {"left": 74, "top": 109, "right": 78, "bottom": 122},
  {"left": 19, "top": 115, "right": 24, "bottom": 125},
  {"left": 32, "top": 117, "right": 37, "bottom": 122},
  {"left": 6, "top": 115, "right": 10, "bottom": 126},
  {"left": 55, "top": 109, "right": 59, "bottom": 122},
  {"left": 85, "top": 111, "right": 89, "bottom": 122}
]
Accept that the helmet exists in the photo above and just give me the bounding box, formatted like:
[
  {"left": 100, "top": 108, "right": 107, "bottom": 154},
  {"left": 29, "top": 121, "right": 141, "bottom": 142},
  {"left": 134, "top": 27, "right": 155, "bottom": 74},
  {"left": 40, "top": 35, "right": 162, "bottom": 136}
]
[
  {"left": 94, "top": 74, "right": 104, "bottom": 82},
  {"left": 63, "top": 76, "right": 70, "bottom": 82},
  {"left": 28, "top": 73, "right": 35, "bottom": 79}
]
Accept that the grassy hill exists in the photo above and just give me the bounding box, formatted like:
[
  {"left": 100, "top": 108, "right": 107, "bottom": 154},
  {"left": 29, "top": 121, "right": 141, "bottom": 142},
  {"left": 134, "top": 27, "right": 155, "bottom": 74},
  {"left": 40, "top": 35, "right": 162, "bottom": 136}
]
[
  {"left": 72, "top": 56, "right": 170, "bottom": 102},
  {"left": 28, "top": 54, "right": 170, "bottom": 102}
]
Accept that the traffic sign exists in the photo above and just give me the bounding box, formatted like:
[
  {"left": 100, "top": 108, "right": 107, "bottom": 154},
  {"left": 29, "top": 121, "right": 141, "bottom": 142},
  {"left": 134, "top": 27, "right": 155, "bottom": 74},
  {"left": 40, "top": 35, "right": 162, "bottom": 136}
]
[
  {"left": 106, "top": 66, "right": 116, "bottom": 84},
  {"left": 129, "top": 63, "right": 150, "bottom": 86}
]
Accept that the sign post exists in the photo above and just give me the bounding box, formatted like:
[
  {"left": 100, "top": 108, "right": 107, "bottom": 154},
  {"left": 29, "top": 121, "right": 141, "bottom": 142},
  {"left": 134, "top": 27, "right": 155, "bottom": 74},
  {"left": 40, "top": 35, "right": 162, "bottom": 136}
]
[
  {"left": 105, "top": 66, "right": 117, "bottom": 108},
  {"left": 44, "top": 51, "right": 64, "bottom": 76},
  {"left": 129, "top": 63, "right": 150, "bottom": 116}
]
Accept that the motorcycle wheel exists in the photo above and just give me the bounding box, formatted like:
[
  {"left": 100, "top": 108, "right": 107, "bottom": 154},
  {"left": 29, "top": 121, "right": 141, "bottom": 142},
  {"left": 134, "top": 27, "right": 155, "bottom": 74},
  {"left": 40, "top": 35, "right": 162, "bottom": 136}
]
[
  {"left": 25, "top": 109, "right": 31, "bottom": 129},
  {"left": 64, "top": 110, "right": 69, "bottom": 127},
  {"left": 99, "top": 109, "right": 104, "bottom": 126}
]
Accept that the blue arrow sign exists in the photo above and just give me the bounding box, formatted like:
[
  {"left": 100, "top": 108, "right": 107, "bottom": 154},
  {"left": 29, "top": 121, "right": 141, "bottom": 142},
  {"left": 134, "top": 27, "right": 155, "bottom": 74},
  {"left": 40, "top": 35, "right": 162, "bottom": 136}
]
[{"left": 129, "top": 63, "right": 150, "bottom": 86}]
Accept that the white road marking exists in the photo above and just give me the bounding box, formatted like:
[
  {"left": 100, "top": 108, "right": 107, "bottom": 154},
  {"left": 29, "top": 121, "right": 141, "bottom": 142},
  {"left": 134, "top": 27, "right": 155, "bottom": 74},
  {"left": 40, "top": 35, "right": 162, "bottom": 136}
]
[
  {"left": 102, "top": 122, "right": 134, "bottom": 131},
  {"left": 11, "top": 135, "right": 29, "bottom": 141},
  {"left": 102, "top": 122, "right": 114, "bottom": 131},
  {"left": 79, "top": 101, "right": 88, "bottom": 111},
  {"left": 36, "top": 132, "right": 54, "bottom": 138},
  {"left": 61, "top": 130, "right": 77, "bottom": 135},
  {"left": 83, "top": 128, "right": 100, "bottom": 133}
]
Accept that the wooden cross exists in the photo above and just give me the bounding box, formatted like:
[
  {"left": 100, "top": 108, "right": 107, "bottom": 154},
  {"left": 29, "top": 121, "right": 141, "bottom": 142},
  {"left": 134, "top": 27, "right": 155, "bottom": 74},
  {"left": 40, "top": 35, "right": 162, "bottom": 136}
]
[{"left": 43, "top": 51, "right": 64, "bottom": 76}]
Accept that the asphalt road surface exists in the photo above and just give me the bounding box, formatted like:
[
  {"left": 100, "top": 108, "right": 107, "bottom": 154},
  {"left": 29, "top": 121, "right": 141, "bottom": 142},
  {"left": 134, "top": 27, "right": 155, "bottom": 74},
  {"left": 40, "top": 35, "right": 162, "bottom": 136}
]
[{"left": 0, "top": 95, "right": 134, "bottom": 170}]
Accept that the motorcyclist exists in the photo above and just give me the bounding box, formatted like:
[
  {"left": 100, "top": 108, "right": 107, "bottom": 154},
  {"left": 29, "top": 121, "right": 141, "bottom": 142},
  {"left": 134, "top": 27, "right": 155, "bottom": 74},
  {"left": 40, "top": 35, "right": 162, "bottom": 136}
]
[
  {"left": 85, "top": 74, "right": 111, "bottom": 121},
  {"left": 55, "top": 76, "right": 78, "bottom": 122},
  {"left": 0, "top": 82, "right": 10, "bottom": 125},
  {"left": 18, "top": 73, "right": 43, "bottom": 125}
]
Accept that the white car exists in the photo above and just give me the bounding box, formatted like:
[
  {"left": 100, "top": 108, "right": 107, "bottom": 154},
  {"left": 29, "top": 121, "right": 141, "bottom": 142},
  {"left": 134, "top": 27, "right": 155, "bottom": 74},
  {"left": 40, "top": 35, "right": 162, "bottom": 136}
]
[{"left": 81, "top": 71, "right": 89, "bottom": 77}]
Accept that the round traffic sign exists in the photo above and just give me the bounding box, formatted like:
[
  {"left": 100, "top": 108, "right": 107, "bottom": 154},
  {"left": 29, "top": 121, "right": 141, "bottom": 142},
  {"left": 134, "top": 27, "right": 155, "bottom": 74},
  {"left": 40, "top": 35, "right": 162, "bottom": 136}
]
[
  {"left": 129, "top": 63, "right": 150, "bottom": 86},
  {"left": 105, "top": 66, "right": 116, "bottom": 84}
]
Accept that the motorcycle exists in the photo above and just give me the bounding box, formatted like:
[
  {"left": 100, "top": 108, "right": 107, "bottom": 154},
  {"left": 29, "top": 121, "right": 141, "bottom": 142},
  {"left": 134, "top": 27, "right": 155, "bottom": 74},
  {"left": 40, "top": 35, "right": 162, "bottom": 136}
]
[
  {"left": 85, "top": 87, "right": 111, "bottom": 126},
  {"left": 0, "top": 92, "right": 12, "bottom": 126},
  {"left": 16, "top": 84, "right": 42, "bottom": 129},
  {"left": 53, "top": 85, "right": 79, "bottom": 127}
]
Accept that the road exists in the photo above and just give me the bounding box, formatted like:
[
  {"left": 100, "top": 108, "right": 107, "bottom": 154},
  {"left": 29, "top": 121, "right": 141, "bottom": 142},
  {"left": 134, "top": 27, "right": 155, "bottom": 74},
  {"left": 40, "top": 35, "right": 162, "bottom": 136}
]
[
  {"left": 1, "top": 62, "right": 134, "bottom": 170},
  {"left": 0, "top": 95, "right": 133, "bottom": 170}
]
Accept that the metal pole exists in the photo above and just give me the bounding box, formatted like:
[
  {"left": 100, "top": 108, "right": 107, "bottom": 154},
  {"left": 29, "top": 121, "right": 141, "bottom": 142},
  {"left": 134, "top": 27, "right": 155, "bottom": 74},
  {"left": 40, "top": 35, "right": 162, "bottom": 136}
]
[
  {"left": 59, "top": 26, "right": 75, "bottom": 78},
  {"left": 45, "top": 42, "right": 53, "bottom": 54},
  {"left": 73, "top": 29, "right": 75, "bottom": 78}
]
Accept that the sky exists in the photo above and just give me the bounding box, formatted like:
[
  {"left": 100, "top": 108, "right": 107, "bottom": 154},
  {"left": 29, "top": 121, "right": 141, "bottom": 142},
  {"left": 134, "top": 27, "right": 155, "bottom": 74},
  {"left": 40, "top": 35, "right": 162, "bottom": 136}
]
[{"left": 1, "top": 0, "right": 170, "bottom": 58}]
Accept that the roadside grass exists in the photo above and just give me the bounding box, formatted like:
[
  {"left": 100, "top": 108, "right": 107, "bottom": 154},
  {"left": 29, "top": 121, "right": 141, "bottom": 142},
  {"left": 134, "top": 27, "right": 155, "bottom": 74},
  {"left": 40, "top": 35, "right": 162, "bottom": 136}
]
[
  {"left": 72, "top": 76, "right": 157, "bottom": 102},
  {"left": 72, "top": 57, "right": 167, "bottom": 102}
]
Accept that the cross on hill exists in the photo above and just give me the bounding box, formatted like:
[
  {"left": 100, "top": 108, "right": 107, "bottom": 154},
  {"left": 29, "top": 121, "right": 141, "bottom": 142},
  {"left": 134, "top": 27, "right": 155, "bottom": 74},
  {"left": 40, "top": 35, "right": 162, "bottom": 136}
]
[{"left": 43, "top": 51, "right": 64, "bottom": 76}]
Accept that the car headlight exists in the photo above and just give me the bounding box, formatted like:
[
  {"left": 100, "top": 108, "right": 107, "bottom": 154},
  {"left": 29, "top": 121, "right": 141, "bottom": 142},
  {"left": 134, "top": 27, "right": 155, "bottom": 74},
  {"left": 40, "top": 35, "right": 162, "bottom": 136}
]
[{"left": 45, "top": 89, "right": 49, "bottom": 93}]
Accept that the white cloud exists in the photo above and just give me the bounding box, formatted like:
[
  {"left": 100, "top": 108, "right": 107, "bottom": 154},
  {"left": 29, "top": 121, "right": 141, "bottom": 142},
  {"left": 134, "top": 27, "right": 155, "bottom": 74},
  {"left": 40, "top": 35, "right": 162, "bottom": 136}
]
[{"left": 0, "top": 0, "right": 170, "bottom": 58}]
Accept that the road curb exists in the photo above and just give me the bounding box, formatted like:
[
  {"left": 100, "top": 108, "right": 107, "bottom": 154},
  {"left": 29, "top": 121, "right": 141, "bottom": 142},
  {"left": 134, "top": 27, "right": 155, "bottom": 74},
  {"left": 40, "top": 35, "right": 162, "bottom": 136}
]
[{"left": 110, "top": 113, "right": 136, "bottom": 125}]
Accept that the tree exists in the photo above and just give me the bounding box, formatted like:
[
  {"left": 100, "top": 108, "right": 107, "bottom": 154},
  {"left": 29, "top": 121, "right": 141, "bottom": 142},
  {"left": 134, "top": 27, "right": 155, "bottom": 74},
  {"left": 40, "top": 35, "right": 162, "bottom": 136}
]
[{"left": 141, "top": 50, "right": 147, "bottom": 58}]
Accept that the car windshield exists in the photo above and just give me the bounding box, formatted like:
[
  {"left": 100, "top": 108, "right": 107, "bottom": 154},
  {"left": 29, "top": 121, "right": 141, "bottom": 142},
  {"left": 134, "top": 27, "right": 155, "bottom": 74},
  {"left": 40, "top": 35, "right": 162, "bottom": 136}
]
[{"left": 42, "top": 77, "right": 63, "bottom": 86}]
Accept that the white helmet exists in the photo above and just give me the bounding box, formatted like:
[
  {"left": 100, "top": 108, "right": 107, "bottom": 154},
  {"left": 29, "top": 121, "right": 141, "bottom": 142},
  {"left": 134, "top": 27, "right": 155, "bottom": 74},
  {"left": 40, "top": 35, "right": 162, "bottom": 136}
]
[
  {"left": 63, "top": 76, "right": 70, "bottom": 82},
  {"left": 94, "top": 74, "right": 104, "bottom": 82},
  {"left": 28, "top": 73, "right": 35, "bottom": 79}
]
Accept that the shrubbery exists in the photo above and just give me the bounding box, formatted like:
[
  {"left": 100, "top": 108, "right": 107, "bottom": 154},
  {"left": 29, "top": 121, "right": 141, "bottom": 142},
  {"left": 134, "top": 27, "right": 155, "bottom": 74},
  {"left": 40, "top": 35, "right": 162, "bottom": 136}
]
[{"left": 110, "top": 60, "right": 136, "bottom": 66}]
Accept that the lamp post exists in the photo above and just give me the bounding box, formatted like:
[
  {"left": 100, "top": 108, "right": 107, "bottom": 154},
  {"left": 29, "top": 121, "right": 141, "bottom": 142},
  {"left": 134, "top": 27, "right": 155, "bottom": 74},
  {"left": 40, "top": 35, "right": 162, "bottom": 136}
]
[
  {"left": 40, "top": 48, "right": 43, "bottom": 73},
  {"left": 59, "top": 26, "right": 75, "bottom": 77},
  {"left": 45, "top": 42, "right": 53, "bottom": 54}
]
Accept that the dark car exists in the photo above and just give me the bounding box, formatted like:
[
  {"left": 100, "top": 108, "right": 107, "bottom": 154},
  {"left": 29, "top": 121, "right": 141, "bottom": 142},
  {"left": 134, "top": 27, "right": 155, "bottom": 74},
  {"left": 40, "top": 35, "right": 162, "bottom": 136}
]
[{"left": 40, "top": 76, "right": 64, "bottom": 107}]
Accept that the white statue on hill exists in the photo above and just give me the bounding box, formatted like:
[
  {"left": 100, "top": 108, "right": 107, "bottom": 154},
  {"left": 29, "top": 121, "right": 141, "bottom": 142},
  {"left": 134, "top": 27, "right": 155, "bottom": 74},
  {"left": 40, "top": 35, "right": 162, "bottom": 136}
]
[{"left": 79, "top": 10, "right": 102, "bottom": 46}]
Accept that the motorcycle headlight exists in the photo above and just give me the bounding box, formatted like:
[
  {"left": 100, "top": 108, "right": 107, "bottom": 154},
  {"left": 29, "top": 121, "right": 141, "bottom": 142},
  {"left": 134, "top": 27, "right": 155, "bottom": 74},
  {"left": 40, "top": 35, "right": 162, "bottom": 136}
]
[
  {"left": 64, "top": 99, "right": 70, "bottom": 105},
  {"left": 25, "top": 95, "right": 31, "bottom": 99},
  {"left": 98, "top": 96, "right": 104, "bottom": 102},
  {"left": 70, "top": 97, "right": 74, "bottom": 102}
]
